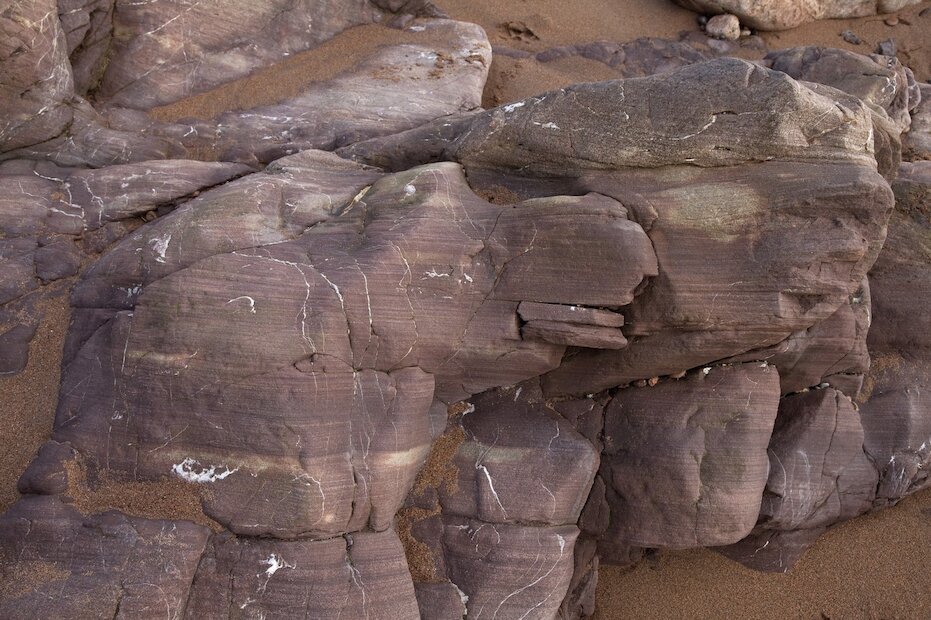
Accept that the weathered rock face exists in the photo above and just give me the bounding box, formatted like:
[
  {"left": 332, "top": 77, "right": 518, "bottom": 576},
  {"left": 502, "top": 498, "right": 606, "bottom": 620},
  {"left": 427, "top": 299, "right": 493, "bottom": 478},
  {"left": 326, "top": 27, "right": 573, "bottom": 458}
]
[
  {"left": 905, "top": 83, "right": 931, "bottom": 160},
  {"left": 719, "top": 162, "right": 931, "bottom": 574},
  {"left": 718, "top": 388, "right": 876, "bottom": 571},
  {"left": 1, "top": 10, "right": 491, "bottom": 169},
  {"left": 0, "top": 0, "right": 74, "bottom": 153},
  {"left": 600, "top": 363, "right": 781, "bottom": 549},
  {"left": 49, "top": 151, "right": 656, "bottom": 538},
  {"left": 766, "top": 47, "right": 920, "bottom": 135},
  {"left": 673, "top": 0, "right": 923, "bottom": 30},
  {"left": 859, "top": 161, "right": 931, "bottom": 504},
  {"left": 95, "top": 0, "right": 383, "bottom": 110},
  {"left": 0, "top": 5, "right": 924, "bottom": 616},
  {"left": 0, "top": 496, "right": 209, "bottom": 618},
  {"left": 185, "top": 530, "right": 420, "bottom": 619}
]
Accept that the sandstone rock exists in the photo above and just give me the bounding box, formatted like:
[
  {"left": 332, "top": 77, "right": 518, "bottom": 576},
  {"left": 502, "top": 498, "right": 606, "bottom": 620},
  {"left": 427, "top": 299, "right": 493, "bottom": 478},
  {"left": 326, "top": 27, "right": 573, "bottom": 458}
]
[
  {"left": 766, "top": 46, "right": 920, "bottom": 135},
  {"left": 68, "top": 160, "right": 253, "bottom": 230},
  {"left": 441, "top": 517, "right": 578, "bottom": 619},
  {"left": 674, "top": 0, "right": 922, "bottom": 30},
  {"left": 542, "top": 157, "right": 890, "bottom": 396},
  {"left": 34, "top": 239, "right": 82, "bottom": 282},
  {"left": 856, "top": 163, "right": 931, "bottom": 505},
  {"left": 533, "top": 37, "right": 715, "bottom": 78},
  {"left": 184, "top": 530, "right": 419, "bottom": 619},
  {"left": 0, "top": 0, "right": 74, "bottom": 154},
  {"left": 57, "top": 0, "right": 112, "bottom": 95},
  {"left": 414, "top": 582, "right": 468, "bottom": 619},
  {"left": 904, "top": 83, "right": 931, "bottom": 160},
  {"left": 719, "top": 388, "right": 877, "bottom": 571},
  {"left": 0, "top": 495, "right": 209, "bottom": 618},
  {"left": 95, "top": 0, "right": 382, "bottom": 110},
  {"left": 347, "top": 58, "right": 880, "bottom": 173},
  {"left": 440, "top": 383, "right": 599, "bottom": 525},
  {"left": 705, "top": 14, "right": 741, "bottom": 40},
  {"left": 599, "top": 363, "right": 780, "bottom": 548},
  {"left": 139, "top": 19, "right": 492, "bottom": 166},
  {"left": 51, "top": 153, "right": 655, "bottom": 537},
  {"left": 723, "top": 280, "right": 871, "bottom": 396},
  {"left": 0, "top": 323, "right": 38, "bottom": 376},
  {"left": 866, "top": 162, "right": 931, "bottom": 359},
  {"left": 0, "top": 30, "right": 918, "bottom": 611},
  {"left": 763, "top": 389, "right": 875, "bottom": 530}
]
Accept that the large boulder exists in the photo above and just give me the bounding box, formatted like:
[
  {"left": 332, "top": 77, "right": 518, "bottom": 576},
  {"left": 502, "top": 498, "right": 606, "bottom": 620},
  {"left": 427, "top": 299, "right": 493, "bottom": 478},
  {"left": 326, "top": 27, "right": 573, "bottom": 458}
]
[{"left": 599, "top": 363, "right": 780, "bottom": 549}]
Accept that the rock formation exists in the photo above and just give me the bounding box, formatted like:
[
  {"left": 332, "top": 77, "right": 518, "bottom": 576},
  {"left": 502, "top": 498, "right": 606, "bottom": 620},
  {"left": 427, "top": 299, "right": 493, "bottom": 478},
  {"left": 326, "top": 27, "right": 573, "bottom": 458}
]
[
  {"left": 1, "top": 2, "right": 929, "bottom": 619},
  {"left": 673, "top": 0, "right": 924, "bottom": 30}
]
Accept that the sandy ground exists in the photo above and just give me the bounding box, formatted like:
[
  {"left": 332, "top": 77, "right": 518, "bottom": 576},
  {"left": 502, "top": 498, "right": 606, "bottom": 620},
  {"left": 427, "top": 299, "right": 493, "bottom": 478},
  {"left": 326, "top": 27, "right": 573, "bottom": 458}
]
[
  {"left": 1, "top": 0, "right": 929, "bottom": 617},
  {"left": 596, "top": 489, "right": 931, "bottom": 619},
  {"left": 0, "top": 284, "right": 70, "bottom": 513}
]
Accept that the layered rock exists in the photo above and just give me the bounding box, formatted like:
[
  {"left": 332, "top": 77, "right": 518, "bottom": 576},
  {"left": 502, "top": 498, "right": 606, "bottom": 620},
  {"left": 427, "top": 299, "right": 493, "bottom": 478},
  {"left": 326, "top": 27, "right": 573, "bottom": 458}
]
[
  {"left": 0, "top": 11, "right": 923, "bottom": 616},
  {"left": 0, "top": 496, "right": 209, "bottom": 618},
  {"left": 599, "top": 363, "right": 781, "bottom": 549}
]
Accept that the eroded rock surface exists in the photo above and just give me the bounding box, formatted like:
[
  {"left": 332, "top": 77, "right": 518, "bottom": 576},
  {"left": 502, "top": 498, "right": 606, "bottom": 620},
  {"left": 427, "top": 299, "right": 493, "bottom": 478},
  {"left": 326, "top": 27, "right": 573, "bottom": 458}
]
[{"left": 0, "top": 5, "right": 926, "bottom": 616}]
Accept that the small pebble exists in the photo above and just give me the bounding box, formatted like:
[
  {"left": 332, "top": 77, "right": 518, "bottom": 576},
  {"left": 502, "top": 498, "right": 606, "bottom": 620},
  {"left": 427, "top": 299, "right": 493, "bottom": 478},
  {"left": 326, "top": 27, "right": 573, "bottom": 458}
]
[
  {"left": 841, "top": 30, "right": 861, "bottom": 45},
  {"left": 706, "top": 13, "right": 741, "bottom": 41},
  {"left": 697, "top": 14, "right": 708, "bottom": 26},
  {"left": 884, "top": 16, "right": 899, "bottom": 26},
  {"left": 740, "top": 27, "right": 751, "bottom": 37}
]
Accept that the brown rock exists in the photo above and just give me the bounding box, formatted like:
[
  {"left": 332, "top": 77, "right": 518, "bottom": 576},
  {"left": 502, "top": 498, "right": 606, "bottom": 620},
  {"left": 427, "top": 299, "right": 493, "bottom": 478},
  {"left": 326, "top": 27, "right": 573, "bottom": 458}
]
[
  {"left": 184, "top": 530, "right": 420, "bottom": 619},
  {"left": 0, "top": 496, "right": 209, "bottom": 618},
  {"left": 599, "top": 363, "right": 780, "bottom": 548}
]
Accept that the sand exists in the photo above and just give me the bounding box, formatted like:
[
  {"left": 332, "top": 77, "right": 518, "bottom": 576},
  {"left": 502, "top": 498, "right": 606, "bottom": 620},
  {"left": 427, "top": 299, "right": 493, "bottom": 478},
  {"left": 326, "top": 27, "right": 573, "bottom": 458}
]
[
  {"left": 596, "top": 488, "right": 931, "bottom": 619},
  {"left": 0, "top": 283, "right": 70, "bottom": 513},
  {"left": 63, "top": 458, "right": 222, "bottom": 531}
]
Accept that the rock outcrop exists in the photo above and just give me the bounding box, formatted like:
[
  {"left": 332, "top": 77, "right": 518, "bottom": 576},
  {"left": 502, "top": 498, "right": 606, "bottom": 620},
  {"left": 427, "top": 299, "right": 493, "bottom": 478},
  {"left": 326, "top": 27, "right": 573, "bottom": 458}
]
[
  {"left": 673, "top": 0, "right": 923, "bottom": 30},
  {"left": 1, "top": 3, "right": 929, "bottom": 618}
]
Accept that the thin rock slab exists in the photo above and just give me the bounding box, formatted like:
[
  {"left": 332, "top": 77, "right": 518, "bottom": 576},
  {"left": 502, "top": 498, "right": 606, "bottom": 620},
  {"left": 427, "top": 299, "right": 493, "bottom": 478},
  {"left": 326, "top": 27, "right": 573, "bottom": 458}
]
[
  {"left": 599, "top": 362, "right": 780, "bottom": 549},
  {"left": 184, "top": 530, "right": 419, "bottom": 619},
  {"left": 0, "top": 495, "right": 209, "bottom": 619}
]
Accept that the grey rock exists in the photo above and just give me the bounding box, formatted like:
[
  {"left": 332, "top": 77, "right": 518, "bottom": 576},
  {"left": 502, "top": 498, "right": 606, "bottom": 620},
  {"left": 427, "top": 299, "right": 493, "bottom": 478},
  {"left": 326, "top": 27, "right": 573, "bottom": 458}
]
[{"left": 706, "top": 14, "right": 741, "bottom": 40}]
